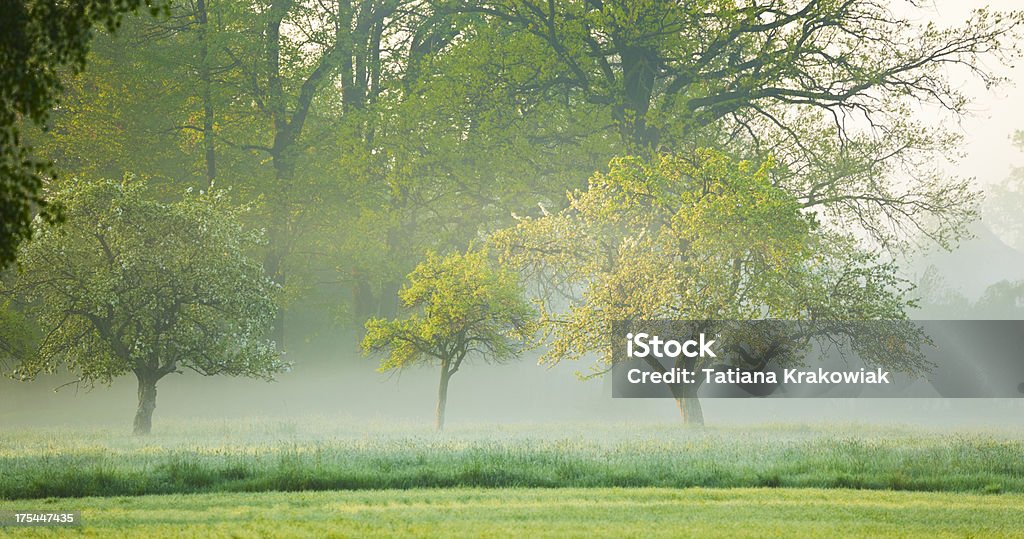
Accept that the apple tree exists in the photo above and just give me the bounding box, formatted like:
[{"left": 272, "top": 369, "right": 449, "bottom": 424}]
[
  {"left": 9, "top": 177, "right": 286, "bottom": 434},
  {"left": 362, "top": 249, "right": 536, "bottom": 431}
]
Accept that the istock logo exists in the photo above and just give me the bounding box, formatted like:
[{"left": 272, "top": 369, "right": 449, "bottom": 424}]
[{"left": 625, "top": 332, "right": 717, "bottom": 359}]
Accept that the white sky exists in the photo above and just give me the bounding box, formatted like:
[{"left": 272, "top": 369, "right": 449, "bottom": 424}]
[{"left": 924, "top": 0, "right": 1024, "bottom": 187}]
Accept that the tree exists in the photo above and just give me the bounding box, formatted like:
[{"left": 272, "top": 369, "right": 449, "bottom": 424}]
[
  {"left": 447, "top": 1, "right": 1022, "bottom": 150},
  {"left": 0, "top": 0, "right": 169, "bottom": 268},
  {"left": 34, "top": 0, "right": 430, "bottom": 342},
  {"left": 25, "top": 1, "right": 253, "bottom": 192},
  {"left": 362, "top": 249, "right": 536, "bottom": 430},
  {"left": 427, "top": 0, "right": 1008, "bottom": 251},
  {"left": 7, "top": 177, "right": 286, "bottom": 434},
  {"left": 494, "top": 150, "right": 929, "bottom": 424},
  {"left": 346, "top": 12, "right": 615, "bottom": 320},
  {"left": 21, "top": 0, "right": 1015, "bottom": 346},
  {"left": 975, "top": 280, "right": 1024, "bottom": 318},
  {"left": 984, "top": 130, "right": 1024, "bottom": 251},
  {"left": 246, "top": 0, "right": 418, "bottom": 345}
]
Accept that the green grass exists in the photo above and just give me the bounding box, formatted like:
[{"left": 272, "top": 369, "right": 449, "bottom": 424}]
[
  {"left": 2, "top": 420, "right": 1023, "bottom": 499},
  {"left": 2, "top": 487, "right": 1023, "bottom": 538}
]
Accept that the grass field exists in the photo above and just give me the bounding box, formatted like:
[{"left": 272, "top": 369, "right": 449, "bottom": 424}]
[
  {"left": 2, "top": 487, "right": 1023, "bottom": 538},
  {"left": 1, "top": 420, "right": 1023, "bottom": 500}
]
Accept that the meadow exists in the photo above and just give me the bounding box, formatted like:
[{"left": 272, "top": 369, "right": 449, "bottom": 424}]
[
  {"left": 4, "top": 487, "right": 1024, "bottom": 538},
  {"left": 1, "top": 420, "right": 1023, "bottom": 500}
]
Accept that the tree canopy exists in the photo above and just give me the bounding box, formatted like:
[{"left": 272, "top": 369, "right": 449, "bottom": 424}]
[
  {"left": 0, "top": 0, "right": 168, "bottom": 268},
  {"left": 26, "top": 1, "right": 1020, "bottom": 341},
  {"left": 363, "top": 249, "right": 536, "bottom": 429},
  {"left": 494, "top": 150, "right": 930, "bottom": 423},
  {"left": 8, "top": 177, "right": 285, "bottom": 433}
]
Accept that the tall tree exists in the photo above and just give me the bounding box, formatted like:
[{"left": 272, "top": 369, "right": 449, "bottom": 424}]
[
  {"left": 32, "top": 1, "right": 429, "bottom": 340},
  {"left": 446, "top": 1, "right": 1022, "bottom": 151},
  {"left": 247, "top": 0, "right": 416, "bottom": 344},
  {"left": 348, "top": 13, "right": 614, "bottom": 320},
  {"left": 8, "top": 177, "right": 285, "bottom": 434},
  {"left": 432, "top": 1, "right": 1015, "bottom": 251}
]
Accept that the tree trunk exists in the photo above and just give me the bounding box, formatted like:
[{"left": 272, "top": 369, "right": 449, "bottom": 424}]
[
  {"left": 675, "top": 396, "right": 704, "bottom": 426},
  {"left": 618, "top": 45, "right": 660, "bottom": 150},
  {"left": 266, "top": 150, "right": 293, "bottom": 351},
  {"left": 671, "top": 378, "right": 704, "bottom": 426},
  {"left": 378, "top": 278, "right": 401, "bottom": 319},
  {"left": 196, "top": 0, "right": 216, "bottom": 189},
  {"left": 265, "top": 239, "right": 287, "bottom": 351},
  {"left": 353, "top": 275, "right": 376, "bottom": 323},
  {"left": 435, "top": 364, "right": 451, "bottom": 432},
  {"left": 133, "top": 373, "right": 158, "bottom": 435}
]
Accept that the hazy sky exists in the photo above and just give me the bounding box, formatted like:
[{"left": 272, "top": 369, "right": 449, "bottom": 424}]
[{"left": 926, "top": 1, "right": 1024, "bottom": 187}]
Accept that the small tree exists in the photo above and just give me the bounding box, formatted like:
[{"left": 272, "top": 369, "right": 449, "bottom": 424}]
[
  {"left": 9, "top": 177, "right": 286, "bottom": 434},
  {"left": 362, "top": 249, "right": 536, "bottom": 431}
]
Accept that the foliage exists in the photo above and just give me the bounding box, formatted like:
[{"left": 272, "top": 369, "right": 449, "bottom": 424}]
[
  {"left": 493, "top": 150, "right": 926, "bottom": 378},
  {"left": 427, "top": 0, "right": 1001, "bottom": 254},
  {"left": 363, "top": 249, "right": 536, "bottom": 372},
  {"left": 0, "top": 292, "right": 36, "bottom": 372},
  {"left": 975, "top": 280, "right": 1024, "bottom": 317},
  {"left": 446, "top": 1, "right": 1023, "bottom": 151},
  {"left": 350, "top": 16, "right": 616, "bottom": 312},
  {"left": 8, "top": 177, "right": 286, "bottom": 387},
  {"left": 363, "top": 248, "right": 536, "bottom": 429},
  {"left": 916, "top": 266, "right": 1024, "bottom": 320},
  {"left": 0, "top": 0, "right": 169, "bottom": 268},
  {"left": 21, "top": 0, "right": 1018, "bottom": 341}
]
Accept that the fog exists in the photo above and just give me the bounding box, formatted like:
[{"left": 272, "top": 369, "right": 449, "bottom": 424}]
[
  {"left": 2, "top": 0, "right": 1024, "bottom": 432},
  {"left": 4, "top": 324, "right": 1024, "bottom": 429}
]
